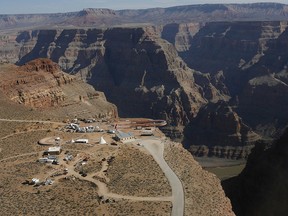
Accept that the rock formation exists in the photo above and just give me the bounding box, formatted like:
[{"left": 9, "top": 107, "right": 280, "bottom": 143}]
[
  {"left": 184, "top": 101, "right": 260, "bottom": 158},
  {"left": 1, "top": 16, "right": 288, "bottom": 157},
  {"left": 222, "top": 128, "right": 288, "bottom": 216},
  {"left": 14, "top": 28, "right": 225, "bottom": 129},
  {"left": 0, "top": 58, "right": 117, "bottom": 120},
  {"left": 165, "top": 20, "right": 288, "bottom": 156},
  {"left": 0, "top": 3, "right": 288, "bottom": 29}
]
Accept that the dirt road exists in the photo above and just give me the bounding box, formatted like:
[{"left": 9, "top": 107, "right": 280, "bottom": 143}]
[
  {"left": 140, "top": 139, "right": 185, "bottom": 216},
  {"left": 0, "top": 118, "right": 65, "bottom": 125}
]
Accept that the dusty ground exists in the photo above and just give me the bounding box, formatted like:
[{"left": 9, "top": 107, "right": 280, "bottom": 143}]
[
  {"left": 164, "top": 141, "right": 235, "bottom": 216},
  {"left": 0, "top": 108, "right": 173, "bottom": 215},
  {"left": 0, "top": 79, "right": 234, "bottom": 215},
  {"left": 107, "top": 144, "right": 171, "bottom": 197}
]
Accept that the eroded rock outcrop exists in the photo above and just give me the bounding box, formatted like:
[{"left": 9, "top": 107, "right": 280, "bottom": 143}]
[
  {"left": 2, "top": 20, "right": 288, "bottom": 158},
  {"left": 0, "top": 58, "right": 117, "bottom": 119},
  {"left": 174, "top": 21, "right": 288, "bottom": 156},
  {"left": 184, "top": 101, "right": 260, "bottom": 158},
  {"left": 15, "top": 28, "right": 225, "bottom": 130}
]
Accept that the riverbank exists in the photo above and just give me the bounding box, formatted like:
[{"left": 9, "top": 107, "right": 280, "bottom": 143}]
[{"left": 194, "top": 157, "right": 246, "bottom": 180}]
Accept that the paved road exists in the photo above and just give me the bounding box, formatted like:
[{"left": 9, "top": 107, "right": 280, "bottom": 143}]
[
  {"left": 0, "top": 117, "right": 184, "bottom": 213},
  {"left": 140, "top": 139, "right": 185, "bottom": 216},
  {"left": 64, "top": 152, "right": 172, "bottom": 202}
]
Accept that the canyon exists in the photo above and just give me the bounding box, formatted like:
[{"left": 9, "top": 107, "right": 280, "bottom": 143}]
[
  {"left": 0, "top": 58, "right": 117, "bottom": 120},
  {"left": 1, "top": 3, "right": 288, "bottom": 30},
  {"left": 1, "top": 3, "right": 288, "bottom": 215},
  {"left": 0, "top": 58, "right": 234, "bottom": 216},
  {"left": 222, "top": 129, "right": 288, "bottom": 216},
  {"left": 2, "top": 19, "right": 288, "bottom": 158}
]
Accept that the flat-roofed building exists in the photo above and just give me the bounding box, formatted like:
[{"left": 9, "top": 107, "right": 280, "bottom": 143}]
[
  {"left": 141, "top": 128, "right": 154, "bottom": 136},
  {"left": 114, "top": 131, "right": 135, "bottom": 143},
  {"left": 47, "top": 146, "right": 61, "bottom": 155}
]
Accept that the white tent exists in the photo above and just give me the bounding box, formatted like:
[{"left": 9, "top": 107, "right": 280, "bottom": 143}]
[{"left": 99, "top": 136, "right": 107, "bottom": 145}]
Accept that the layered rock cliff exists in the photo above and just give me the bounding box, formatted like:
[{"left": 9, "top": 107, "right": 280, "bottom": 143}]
[
  {"left": 2, "top": 20, "right": 288, "bottom": 158},
  {"left": 164, "top": 21, "right": 288, "bottom": 156},
  {"left": 184, "top": 101, "right": 260, "bottom": 158},
  {"left": 1, "top": 3, "right": 288, "bottom": 30},
  {"left": 14, "top": 28, "right": 226, "bottom": 129},
  {"left": 0, "top": 58, "right": 117, "bottom": 120}
]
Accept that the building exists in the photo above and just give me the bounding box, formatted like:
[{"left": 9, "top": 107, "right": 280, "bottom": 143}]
[
  {"left": 75, "top": 139, "right": 89, "bottom": 144},
  {"left": 47, "top": 146, "right": 62, "bottom": 155},
  {"left": 141, "top": 128, "right": 154, "bottom": 136},
  {"left": 114, "top": 131, "right": 135, "bottom": 143}
]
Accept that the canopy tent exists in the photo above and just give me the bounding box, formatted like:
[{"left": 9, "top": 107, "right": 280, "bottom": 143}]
[{"left": 99, "top": 136, "right": 107, "bottom": 145}]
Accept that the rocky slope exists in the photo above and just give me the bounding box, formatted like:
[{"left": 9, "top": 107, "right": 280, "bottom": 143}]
[
  {"left": 164, "top": 141, "right": 235, "bottom": 215},
  {"left": 0, "top": 58, "right": 117, "bottom": 120},
  {"left": 164, "top": 20, "right": 288, "bottom": 155},
  {"left": 0, "top": 3, "right": 288, "bottom": 30},
  {"left": 2, "top": 20, "right": 288, "bottom": 157},
  {"left": 13, "top": 28, "right": 226, "bottom": 129},
  {"left": 222, "top": 128, "right": 288, "bottom": 216},
  {"left": 184, "top": 101, "right": 260, "bottom": 158}
]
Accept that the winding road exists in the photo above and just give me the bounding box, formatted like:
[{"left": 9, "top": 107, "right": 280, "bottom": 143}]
[
  {"left": 140, "top": 139, "right": 185, "bottom": 216},
  {"left": 0, "top": 117, "right": 184, "bottom": 215}
]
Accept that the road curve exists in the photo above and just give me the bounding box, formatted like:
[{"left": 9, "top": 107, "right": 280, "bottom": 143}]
[{"left": 140, "top": 139, "right": 184, "bottom": 216}]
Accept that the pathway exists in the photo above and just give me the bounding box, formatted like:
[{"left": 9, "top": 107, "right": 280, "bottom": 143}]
[
  {"left": 140, "top": 139, "right": 185, "bottom": 216},
  {"left": 0, "top": 118, "right": 184, "bottom": 214}
]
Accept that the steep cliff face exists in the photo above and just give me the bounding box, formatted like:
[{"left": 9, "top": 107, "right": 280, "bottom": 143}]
[
  {"left": 222, "top": 129, "right": 288, "bottom": 216},
  {"left": 235, "top": 25, "right": 288, "bottom": 137},
  {"left": 15, "top": 28, "right": 225, "bottom": 128},
  {"left": 0, "top": 58, "right": 117, "bottom": 120},
  {"left": 184, "top": 101, "right": 260, "bottom": 158},
  {"left": 161, "top": 22, "right": 204, "bottom": 52},
  {"left": 170, "top": 21, "right": 288, "bottom": 155},
  {"left": 0, "top": 33, "right": 22, "bottom": 63},
  {"left": 90, "top": 27, "right": 211, "bottom": 126},
  {"left": 2, "top": 21, "right": 288, "bottom": 157},
  {"left": 177, "top": 21, "right": 287, "bottom": 74}
]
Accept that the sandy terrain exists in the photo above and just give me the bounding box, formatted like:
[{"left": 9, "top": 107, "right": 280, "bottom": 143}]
[{"left": 0, "top": 116, "right": 174, "bottom": 215}]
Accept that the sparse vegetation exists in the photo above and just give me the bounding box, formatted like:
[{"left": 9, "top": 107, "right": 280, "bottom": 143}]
[
  {"left": 0, "top": 115, "right": 173, "bottom": 215},
  {"left": 164, "top": 142, "right": 234, "bottom": 216},
  {"left": 74, "top": 158, "right": 102, "bottom": 174},
  {"left": 104, "top": 200, "right": 172, "bottom": 216},
  {"left": 0, "top": 131, "right": 48, "bottom": 160},
  {"left": 107, "top": 145, "right": 171, "bottom": 197}
]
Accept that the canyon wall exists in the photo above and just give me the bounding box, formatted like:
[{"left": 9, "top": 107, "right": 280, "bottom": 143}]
[
  {"left": 1, "top": 3, "right": 288, "bottom": 30},
  {"left": 14, "top": 27, "right": 225, "bottom": 128},
  {"left": 222, "top": 128, "right": 288, "bottom": 216},
  {"left": 1, "top": 21, "right": 288, "bottom": 157},
  {"left": 162, "top": 21, "right": 288, "bottom": 156},
  {"left": 0, "top": 58, "right": 117, "bottom": 120}
]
